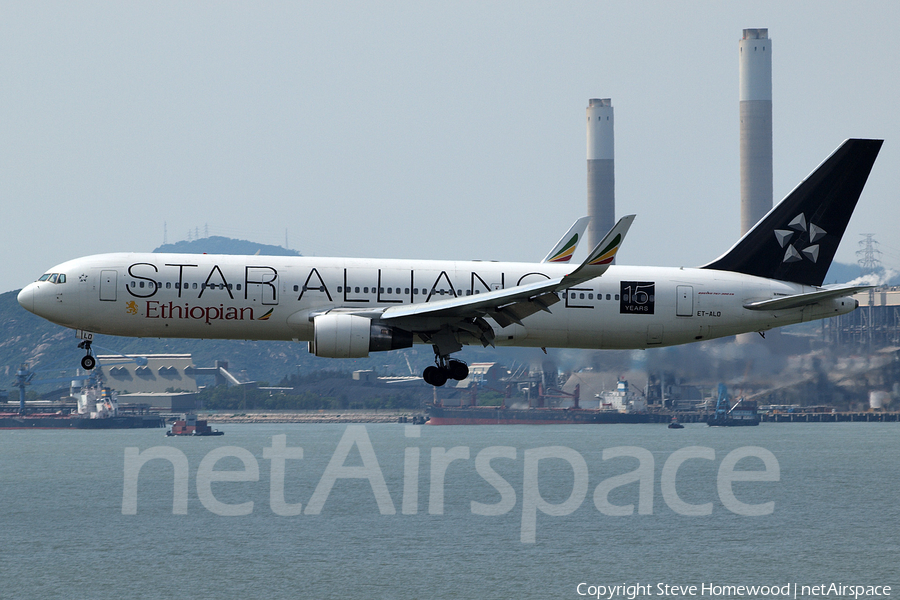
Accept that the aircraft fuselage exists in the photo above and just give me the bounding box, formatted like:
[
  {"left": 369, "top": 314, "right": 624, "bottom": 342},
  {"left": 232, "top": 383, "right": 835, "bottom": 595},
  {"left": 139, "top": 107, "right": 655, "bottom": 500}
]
[{"left": 18, "top": 252, "right": 854, "bottom": 350}]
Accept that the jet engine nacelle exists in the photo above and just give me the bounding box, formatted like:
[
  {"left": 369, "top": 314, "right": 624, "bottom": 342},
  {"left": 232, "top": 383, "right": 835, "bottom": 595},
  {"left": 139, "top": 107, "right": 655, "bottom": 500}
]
[{"left": 310, "top": 313, "right": 414, "bottom": 358}]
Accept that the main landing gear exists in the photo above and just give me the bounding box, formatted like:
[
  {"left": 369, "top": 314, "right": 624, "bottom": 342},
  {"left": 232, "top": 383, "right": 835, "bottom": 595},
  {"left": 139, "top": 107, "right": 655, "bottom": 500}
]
[
  {"left": 423, "top": 356, "right": 469, "bottom": 387},
  {"left": 78, "top": 340, "right": 96, "bottom": 370}
]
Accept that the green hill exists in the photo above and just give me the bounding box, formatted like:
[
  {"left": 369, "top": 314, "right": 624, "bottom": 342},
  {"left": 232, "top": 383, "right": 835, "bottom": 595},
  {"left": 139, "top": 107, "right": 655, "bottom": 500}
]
[{"left": 153, "top": 236, "right": 300, "bottom": 256}]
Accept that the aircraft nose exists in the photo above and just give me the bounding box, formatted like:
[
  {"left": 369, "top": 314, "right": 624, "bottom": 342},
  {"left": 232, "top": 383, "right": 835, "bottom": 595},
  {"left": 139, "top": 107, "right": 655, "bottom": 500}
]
[{"left": 17, "top": 284, "right": 35, "bottom": 314}]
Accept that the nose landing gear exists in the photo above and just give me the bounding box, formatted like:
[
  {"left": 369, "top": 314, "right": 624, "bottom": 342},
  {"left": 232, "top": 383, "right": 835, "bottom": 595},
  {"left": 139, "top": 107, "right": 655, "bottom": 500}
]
[{"left": 78, "top": 340, "right": 96, "bottom": 370}]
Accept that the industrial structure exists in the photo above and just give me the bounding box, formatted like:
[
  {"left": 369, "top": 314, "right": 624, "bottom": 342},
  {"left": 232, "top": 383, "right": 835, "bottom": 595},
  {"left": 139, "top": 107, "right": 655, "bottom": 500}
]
[
  {"left": 98, "top": 354, "right": 246, "bottom": 411},
  {"left": 739, "top": 28, "right": 773, "bottom": 235},
  {"left": 586, "top": 98, "right": 615, "bottom": 249},
  {"left": 825, "top": 288, "right": 900, "bottom": 350}
]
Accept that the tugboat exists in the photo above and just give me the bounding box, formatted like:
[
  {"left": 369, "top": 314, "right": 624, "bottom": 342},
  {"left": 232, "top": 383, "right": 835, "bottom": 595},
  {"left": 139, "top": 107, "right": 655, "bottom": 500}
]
[
  {"left": 667, "top": 416, "right": 684, "bottom": 429},
  {"left": 166, "top": 414, "right": 224, "bottom": 436}
]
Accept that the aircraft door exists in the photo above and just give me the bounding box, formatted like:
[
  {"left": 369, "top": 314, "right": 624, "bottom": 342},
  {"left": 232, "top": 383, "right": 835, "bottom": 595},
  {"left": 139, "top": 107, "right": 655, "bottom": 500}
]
[
  {"left": 676, "top": 285, "right": 693, "bottom": 317},
  {"left": 244, "top": 266, "right": 279, "bottom": 306},
  {"left": 100, "top": 270, "right": 117, "bottom": 301}
]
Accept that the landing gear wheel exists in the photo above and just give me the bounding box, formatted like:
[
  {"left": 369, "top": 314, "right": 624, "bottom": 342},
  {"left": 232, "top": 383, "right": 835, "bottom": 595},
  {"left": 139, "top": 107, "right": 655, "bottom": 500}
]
[
  {"left": 423, "top": 366, "right": 448, "bottom": 387},
  {"left": 81, "top": 355, "right": 96, "bottom": 370},
  {"left": 447, "top": 360, "right": 469, "bottom": 381}
]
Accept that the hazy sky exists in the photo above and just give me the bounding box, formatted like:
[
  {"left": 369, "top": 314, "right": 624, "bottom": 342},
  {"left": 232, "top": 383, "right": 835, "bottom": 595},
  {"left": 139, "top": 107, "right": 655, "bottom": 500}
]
[{"left": 2, "top": 2, "right": 898, "bottom": 293}]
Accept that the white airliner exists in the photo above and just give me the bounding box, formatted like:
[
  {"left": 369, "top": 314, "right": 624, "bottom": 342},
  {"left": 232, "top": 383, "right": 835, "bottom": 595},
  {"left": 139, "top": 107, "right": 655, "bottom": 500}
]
[{"left": 18, "top": 139, "right": 882, "bottom": 386}]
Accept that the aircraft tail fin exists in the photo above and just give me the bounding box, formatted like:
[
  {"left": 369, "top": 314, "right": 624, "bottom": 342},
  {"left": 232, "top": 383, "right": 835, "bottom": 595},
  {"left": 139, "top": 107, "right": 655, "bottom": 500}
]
[{"left": 701, "top": 139, "right": 883, "bottom": 286}]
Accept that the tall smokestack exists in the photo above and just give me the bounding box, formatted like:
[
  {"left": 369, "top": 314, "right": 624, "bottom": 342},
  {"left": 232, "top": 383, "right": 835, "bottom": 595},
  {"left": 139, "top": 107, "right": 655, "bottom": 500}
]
[
  {"left": 587, "top": 98, "right": 615, "bottom": 249},
  {"left": 739, "top": 28, "right": 773, "bottom": 236}
]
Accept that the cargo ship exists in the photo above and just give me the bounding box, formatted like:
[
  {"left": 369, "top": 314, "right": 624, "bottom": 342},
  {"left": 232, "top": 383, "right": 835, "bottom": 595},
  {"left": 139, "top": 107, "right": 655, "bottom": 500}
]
[
  {"left": 0, "top": 384, "right": 163, "bottom": 430},
  {"left": 426, "top": 404, "right": 657, "bottom": 425},
  {"left": 426, "top": 381, "right": 659, "bottom": 425}
]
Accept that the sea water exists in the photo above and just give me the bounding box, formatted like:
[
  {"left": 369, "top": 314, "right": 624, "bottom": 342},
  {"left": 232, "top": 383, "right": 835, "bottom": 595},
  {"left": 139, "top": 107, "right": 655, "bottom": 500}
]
[{"left": 1, "top": 422, "right": 898, "bottom": 599}]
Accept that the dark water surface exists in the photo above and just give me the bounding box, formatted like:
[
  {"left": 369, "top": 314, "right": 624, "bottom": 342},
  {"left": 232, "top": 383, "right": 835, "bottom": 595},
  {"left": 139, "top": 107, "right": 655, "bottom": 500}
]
[{"left": 2, "top": 422, "right": 897, "bottom": 599}]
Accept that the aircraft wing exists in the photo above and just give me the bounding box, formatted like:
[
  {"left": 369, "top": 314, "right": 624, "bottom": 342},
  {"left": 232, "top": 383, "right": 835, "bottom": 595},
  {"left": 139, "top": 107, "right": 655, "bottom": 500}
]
[
  {"left": 542, "top": 216, "right": 590, "bottom": 263},
  {"left": 373, "top": 215, "right": 635, "bottom": 329},
  {"left": 743, "top": 284, "right": 872, "bottom": 311}
]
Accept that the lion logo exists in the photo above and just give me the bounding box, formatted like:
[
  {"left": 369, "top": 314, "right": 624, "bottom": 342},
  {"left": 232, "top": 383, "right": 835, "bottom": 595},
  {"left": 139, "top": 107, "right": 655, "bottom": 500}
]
[{"left": 125, "top": 301, "right": 139, "bottom": 315}]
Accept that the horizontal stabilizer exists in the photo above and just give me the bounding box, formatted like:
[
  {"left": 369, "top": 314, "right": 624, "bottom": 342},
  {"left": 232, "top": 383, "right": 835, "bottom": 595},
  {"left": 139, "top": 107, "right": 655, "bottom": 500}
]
[{"left": 743, "top": 285, "right": 871, "bottom": 311}]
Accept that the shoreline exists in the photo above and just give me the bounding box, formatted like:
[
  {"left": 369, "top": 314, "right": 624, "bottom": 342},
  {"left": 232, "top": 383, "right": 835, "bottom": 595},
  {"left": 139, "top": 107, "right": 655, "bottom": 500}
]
[
  {"left": 200, "top": 409, "right": 425, "bottom": 424},
  {"left": 195, "top": 408, "right": 900, "bottom": 425}
]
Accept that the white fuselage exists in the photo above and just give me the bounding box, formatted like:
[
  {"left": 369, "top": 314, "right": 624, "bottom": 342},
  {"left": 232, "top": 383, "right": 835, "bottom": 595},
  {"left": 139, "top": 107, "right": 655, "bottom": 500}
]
[{"left": 18, "top": 252, "right": 855, "bottom": 351}]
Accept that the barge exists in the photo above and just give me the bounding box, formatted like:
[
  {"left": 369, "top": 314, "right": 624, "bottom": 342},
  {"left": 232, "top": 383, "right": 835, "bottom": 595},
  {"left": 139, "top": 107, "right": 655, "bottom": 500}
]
[
  {"left": 167, "top": 414, "right": 224, "bottom": 436},
  {"left": 707, "top": 384, "right": 760, "bottom": 426}
]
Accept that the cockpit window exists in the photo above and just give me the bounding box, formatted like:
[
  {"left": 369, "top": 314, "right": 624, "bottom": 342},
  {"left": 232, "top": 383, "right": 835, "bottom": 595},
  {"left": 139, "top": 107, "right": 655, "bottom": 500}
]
[{"left": 38, "top": 273, "right": 66, "bottom": 284}]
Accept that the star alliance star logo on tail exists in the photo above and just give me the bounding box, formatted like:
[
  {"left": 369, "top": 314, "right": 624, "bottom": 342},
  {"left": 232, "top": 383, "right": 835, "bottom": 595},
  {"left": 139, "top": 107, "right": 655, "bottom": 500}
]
[{"left": 774, "top": 213, "right": 826, "bottom": 264}]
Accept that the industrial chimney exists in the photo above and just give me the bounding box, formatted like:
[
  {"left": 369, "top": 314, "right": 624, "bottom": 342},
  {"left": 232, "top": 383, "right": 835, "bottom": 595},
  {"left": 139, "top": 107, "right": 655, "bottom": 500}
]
[
  {"left": 739, "top": 28, "right": 773, "bottom": 236},
  {"left": 586, "top": 98, "right": 615, "bottom": 249}
]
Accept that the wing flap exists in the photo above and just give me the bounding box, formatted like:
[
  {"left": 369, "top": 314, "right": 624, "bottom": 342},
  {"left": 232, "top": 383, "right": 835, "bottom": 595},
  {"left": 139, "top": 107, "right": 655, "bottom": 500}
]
[{"left": 490, "top": 292, "right": 561, "bottom": 328}]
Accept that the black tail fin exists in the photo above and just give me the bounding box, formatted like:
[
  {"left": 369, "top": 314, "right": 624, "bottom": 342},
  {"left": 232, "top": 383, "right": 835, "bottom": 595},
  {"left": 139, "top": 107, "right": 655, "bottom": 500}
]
[{"left": 702, "top": 139, "right": 883, "bottom": 286}]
